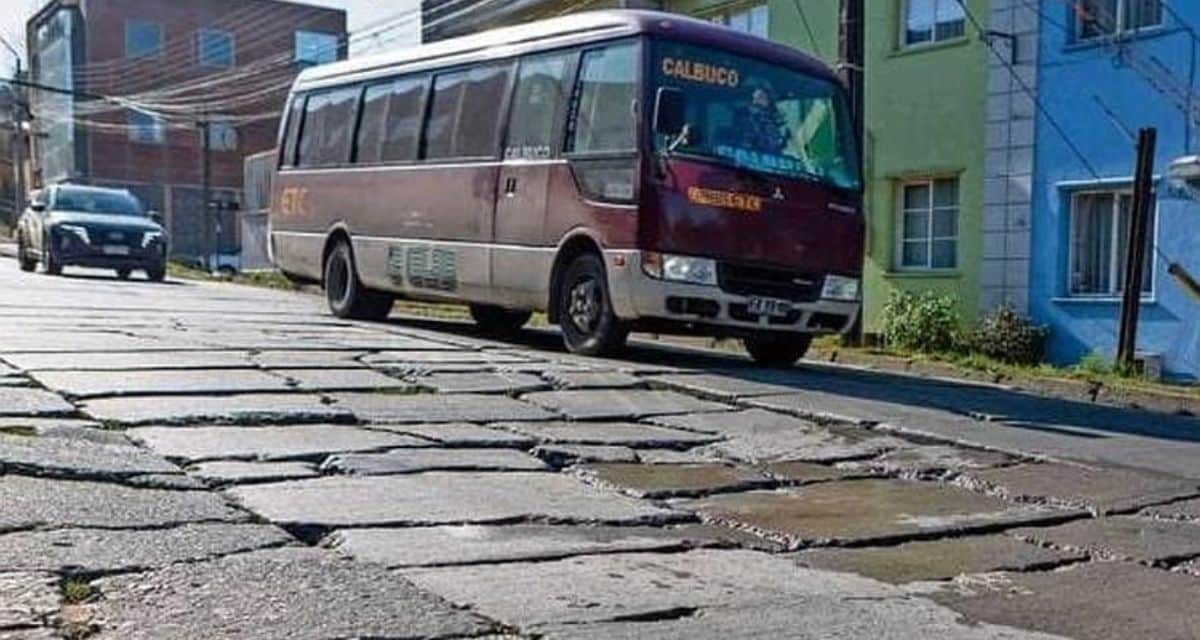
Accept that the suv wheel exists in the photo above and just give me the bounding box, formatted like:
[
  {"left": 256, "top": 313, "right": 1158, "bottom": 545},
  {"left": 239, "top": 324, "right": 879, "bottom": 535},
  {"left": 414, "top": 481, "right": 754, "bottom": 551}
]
[
  {"left": 17, "top": 236, "right": 36, "bottom": 272},
  {"left": 557, "top": 253, "right": 627, "bottom": 356},
  {"left": 43, "top": 236, "right": 63, "bottom": 276},
  {"left": 324, "top": 238, "right": 393, "bottom": 321},
  {"left": 744, "top": 333, "right": 812, "bottom": 368}
]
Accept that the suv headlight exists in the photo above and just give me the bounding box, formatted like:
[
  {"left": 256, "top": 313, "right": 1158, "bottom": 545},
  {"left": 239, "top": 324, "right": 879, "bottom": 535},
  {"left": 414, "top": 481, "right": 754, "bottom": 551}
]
[
  {"left": 821, "top": 275, "right": 860, "bottom": 301},
  {"left": 57, "top": 224, "right": 90, "bottom": 244},
  {"left": 642, "top": 252, "right": 718, "bottom": 286},
  {"left": 142, "top": 230, "right": 165, "bottom": 248}
]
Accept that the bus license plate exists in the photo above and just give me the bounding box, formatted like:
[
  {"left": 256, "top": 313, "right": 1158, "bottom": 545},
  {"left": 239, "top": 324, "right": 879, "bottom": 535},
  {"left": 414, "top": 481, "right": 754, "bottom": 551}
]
[
  {"left": 747, "top": 297, "right": 792, "bottom": 318},
  {"left": 103, "top": 245, "right": 130, "bottom": 256}
]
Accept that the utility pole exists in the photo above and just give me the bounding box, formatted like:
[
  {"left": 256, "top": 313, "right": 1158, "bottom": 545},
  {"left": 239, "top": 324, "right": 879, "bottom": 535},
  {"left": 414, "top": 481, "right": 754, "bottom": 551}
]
[
  {"left": 199, "top": 118, "right": 213, "bottom": 272},
  {"left": 839, "top": 0, "right": 865, "bottom": 344},
  {"left": 1117, "top": 127, "right": 1157, "bottom": 370}
]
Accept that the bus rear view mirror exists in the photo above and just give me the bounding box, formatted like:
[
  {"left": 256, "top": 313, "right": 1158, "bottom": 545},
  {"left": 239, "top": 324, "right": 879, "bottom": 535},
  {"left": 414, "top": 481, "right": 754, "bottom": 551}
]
[{"left": 653, "top": 87, "right": 687, "bottom": 136}]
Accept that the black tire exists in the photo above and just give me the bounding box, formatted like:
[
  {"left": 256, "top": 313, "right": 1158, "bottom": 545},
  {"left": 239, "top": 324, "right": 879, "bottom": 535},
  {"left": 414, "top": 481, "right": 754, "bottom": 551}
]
[
  {"left": 557, "top": 252, "right": 628, "bottom": 356},
  {"left": 116, "top": 269, "right": 132, "bottom": 280},
  {"left": 323, "top": 238, "right": 393, "bottom": 321},
  {"left": 146, "top": 263, "right": 167, "bottom": 282},
  {"left": 43, "top": 237, "right": 63, "bottom": 276},
  {"left": 744, "top": 333, "right": 813, "bottom": 368},
  {"left": 17, "top": 236, "right": 36, "bottom": 272},
  {"left": 469, "top": 304, "right": 532, "bottom": 335}
]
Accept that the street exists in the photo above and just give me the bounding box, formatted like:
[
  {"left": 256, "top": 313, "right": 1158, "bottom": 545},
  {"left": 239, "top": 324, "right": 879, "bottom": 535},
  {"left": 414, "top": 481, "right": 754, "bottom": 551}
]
[{"left": 1, "top": 259, "right": 1199, "bottom": 640}]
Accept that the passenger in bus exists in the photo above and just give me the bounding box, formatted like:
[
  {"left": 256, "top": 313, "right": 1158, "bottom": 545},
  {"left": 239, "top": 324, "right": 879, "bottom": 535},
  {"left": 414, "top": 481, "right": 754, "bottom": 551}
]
[{"left": 738, "top": 81, "right": 789, "bottom": 154}]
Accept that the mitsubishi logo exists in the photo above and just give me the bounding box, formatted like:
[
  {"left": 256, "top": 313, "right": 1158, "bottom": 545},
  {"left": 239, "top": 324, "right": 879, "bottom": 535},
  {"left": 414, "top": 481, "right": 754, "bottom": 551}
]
[{"left": 772, "top": 186, "right": 785, "bottom": 201}]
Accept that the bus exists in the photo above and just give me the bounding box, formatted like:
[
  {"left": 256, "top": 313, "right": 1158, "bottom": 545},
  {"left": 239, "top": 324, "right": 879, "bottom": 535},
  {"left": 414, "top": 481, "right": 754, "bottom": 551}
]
[{"left": 269, "top": 10, "right": 864, "bottom": 367}]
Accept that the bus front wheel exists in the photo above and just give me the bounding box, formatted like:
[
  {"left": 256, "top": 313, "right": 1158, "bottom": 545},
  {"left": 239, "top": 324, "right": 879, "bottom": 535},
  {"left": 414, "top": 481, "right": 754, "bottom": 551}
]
[
  {"left": 324, "top": 239, "right": 393, "bottom": 321},
  {"left": 557, "top": 253, "right": 627, "bottom": 356},
  {"left": 744, "top": 333, "right": 812, "bottom": 368}
]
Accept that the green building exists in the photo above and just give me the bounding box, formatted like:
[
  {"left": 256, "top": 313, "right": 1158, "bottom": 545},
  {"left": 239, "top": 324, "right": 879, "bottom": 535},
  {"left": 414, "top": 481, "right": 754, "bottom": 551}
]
[{"left": 423, "top": 0, "right": 991, "bottom": 334}]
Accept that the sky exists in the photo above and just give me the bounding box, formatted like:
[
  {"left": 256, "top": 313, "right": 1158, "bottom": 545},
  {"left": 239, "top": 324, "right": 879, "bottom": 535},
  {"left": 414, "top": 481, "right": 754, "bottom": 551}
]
[{"left": 0, "top": 0, "right": 422, "bottom": 76}]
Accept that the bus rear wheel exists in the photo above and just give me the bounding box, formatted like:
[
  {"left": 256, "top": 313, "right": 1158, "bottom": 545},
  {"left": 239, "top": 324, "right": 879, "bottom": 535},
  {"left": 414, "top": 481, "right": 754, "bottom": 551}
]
[
  {"left": 324, "top": 239, "right": 393, "bottom": 321},
  {"left": 557, "top": 253, "right": 627, "bottom": 356},
  {"left": 469, "top": 304, "right": 531, "bottom": 335},
  {"left": 744, "top": 332, "right": 812, "bottom": 368}
]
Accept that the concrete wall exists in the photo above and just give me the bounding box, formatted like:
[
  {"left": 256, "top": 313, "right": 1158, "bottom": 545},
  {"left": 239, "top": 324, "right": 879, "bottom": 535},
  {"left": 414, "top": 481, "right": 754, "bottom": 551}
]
[{"left": 1031, "top": 0, "right": 1200, "bottom": 379}]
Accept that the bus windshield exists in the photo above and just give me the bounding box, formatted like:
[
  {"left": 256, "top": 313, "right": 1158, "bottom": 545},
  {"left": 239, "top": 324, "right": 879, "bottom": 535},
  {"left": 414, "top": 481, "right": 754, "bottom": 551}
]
[{"left": 653, "top": 40, "right": 862, "bottom": 192}]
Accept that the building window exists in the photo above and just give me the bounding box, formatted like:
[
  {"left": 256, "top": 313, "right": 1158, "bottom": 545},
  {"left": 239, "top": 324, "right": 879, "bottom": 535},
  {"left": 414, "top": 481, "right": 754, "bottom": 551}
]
[
  {"left": 708, "top": 3, "right": 769, "bottom": 38},
  {"left": 197, "top": 28, "right": 234, "bottom": 69},
  {"left": 902, "top": 0, "right": 966, "bottom": 47},
  {"left": 295, "top": 31, "right": 338, "bottom": 66},
  {"left": 1069, "top": 190, "right": 1155, "bottom": 297},
  {"left": 899, "top": 178, "right": 959, "bottom": 269},
  {"left": 127, "top": 111, "right": 165, "bottom": 145},
  {"left": 125, "top": 19, "right": 163, "bottom": 59},
  {"left": 1075, "top": 0, "right": 1161, "bottom": 41},
  {"left": 206, "top": 121, "right": 238, "bottom": 152},
  {"left": 569, "top": 43, "right": 638, "bottom": 154}
]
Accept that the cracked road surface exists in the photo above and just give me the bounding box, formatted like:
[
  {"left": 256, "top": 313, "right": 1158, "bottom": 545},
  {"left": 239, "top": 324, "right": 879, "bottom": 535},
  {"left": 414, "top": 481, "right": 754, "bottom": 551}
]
[{"left": 0, "top": 261, "right": 1198, "bottom": 639}]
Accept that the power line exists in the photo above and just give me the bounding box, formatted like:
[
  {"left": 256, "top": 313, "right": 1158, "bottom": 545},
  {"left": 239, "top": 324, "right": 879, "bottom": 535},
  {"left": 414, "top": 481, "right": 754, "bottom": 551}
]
[{"left": 790, "top": 0, "right": 824, "bottom": 58}]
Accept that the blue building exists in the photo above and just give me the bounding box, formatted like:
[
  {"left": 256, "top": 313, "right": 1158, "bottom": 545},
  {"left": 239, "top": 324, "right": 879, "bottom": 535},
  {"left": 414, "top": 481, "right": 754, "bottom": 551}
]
[{"left": 1006, "top": 0, "right": 1200, "bottom": 380}]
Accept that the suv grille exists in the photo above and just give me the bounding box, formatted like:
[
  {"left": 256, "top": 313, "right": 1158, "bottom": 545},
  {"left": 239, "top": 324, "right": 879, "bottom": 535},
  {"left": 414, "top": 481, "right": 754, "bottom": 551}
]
[{"left": 717, "top": 262, "right": 822, "bottom": 302}]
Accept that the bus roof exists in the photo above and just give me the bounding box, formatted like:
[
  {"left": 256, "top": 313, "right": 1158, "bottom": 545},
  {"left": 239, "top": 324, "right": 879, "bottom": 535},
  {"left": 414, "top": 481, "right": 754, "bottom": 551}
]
[{"left": 295, "top": 10, "right": 839, "bottom": 91}]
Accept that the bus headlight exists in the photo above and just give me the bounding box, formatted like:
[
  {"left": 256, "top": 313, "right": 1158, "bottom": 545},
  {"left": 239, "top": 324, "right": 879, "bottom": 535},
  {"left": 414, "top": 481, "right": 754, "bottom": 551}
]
[
  {"left": 821, "top": 275, "right": 860, "bottom": 301},
  {"left": 642, "top": 252, "right": 718, "bottom": 287}
]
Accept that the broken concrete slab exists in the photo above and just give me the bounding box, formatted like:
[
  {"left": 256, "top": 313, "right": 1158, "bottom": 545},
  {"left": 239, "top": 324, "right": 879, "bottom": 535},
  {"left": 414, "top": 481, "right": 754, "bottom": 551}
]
[
  {"left": 797, "top": 535, "right": 1083, "bottom": 584},
  {"left": 762, "top": 460, "right": 853, "bottom": 484},
  {"left": 497, "top": 421, "right": 720, "bottom": 448},
  {"left": 0, "top": 476, "right": 247, "bottom": 531},
  {"left": 2, "top": 350, "right": 253, "bottom": 372},
  {"left": 364, "top": 423, "right": 536, "bottom": 448},
  {"left": 648, "top": 372, "right": 801, "bottom": 400},
  {"left": 414, "top": 372, "right": 550, "bottom": 395},
  {"left": 328, "top": 524, "right": 698, "bottom": 568},
  {"left": 961, "top": 463, "right": 1200, "bottom": 515},
  {"left": 128, "top": 424, "right": 426, "bottom": 462},
  {"left": 652, "top": 409, "right": 898, "bottom": 463},
  {"left": 0, "top": 524, "right": 294, "bottom": 575},
  {"left": 272, "top": 368, "right": 411, "bottom": 392},
  {"left": 2, "top": 421, "right": 124, "bottom": 446},
  {"left": 405, "top": 549, "right": 1067, "bottom": 639},
  {"left": 684, "top": 480, "right": 1075, "bottom": 548},
  {"left": 85, "top": 548, "right": 493, "bottom": 640},
  {"left": 543, "top": 371, "right": 645, "bottom": 390},
  {"left": 840, "top": 446, "right": 1017, "bottom": 479},
  {"left": 0, "top": 389, "right": 74, "bottom": 417},
  {"left": 0, "top": 433, "right": 181, "bottom": 480},
  {"left": 249, "top": 350, "right": 367, "bottom": 369},
  {"left": 123, "top": 473, "right": 209, "bottom": 491},
  {"left": 522, "top": 390, "right": 729, "bottom": 421},
  {"left": 362, "top": 350, "right": 534, "bottom": 368},
  {"left": 1140, "top": 497, "right": 1200, "bottom": 522},
  {"left": 188, "top": 461, "right": 321, "bottom": 485},
  {"left": 578, "top": 463, "right": 774, "bottom": 498},
  {"left": 322, "top": 448, "right": 550, "bottom": 475},
  {"left": 1013, "top": 516, "right": 1200, "bottom": 565},
  {"left": 929, "top": 561, "right": 1200, "bottom": 640},
  {"left": 228, "top": 472, "right": 682, "bottom": 529},
  {"left": 30, "top": 369, "right": 293, "bottom": 398},
  {"left": 532, "top": 444, "right": 640, "bottom": 466},
  {"left": 331, "top": 392, "right": 557, "bottom": 423},
  {"left": 80, "top": 393, "right": 354, "bottom": 426},
  {"left": 0, "top": 572, "right": 59, "bottom": 630}
]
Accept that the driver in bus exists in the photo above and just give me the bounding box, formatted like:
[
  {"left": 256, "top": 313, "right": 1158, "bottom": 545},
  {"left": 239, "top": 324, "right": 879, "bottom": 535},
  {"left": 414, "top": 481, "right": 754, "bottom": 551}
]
[{"left": 738, "top": 81, "right": 789, "bottom": 154}]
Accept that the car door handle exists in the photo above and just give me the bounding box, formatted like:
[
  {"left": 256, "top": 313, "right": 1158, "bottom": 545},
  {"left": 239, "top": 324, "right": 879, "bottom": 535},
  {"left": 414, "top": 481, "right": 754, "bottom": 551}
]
[{"left": 504, "top": 177, "right": 518, "bottom": 197}]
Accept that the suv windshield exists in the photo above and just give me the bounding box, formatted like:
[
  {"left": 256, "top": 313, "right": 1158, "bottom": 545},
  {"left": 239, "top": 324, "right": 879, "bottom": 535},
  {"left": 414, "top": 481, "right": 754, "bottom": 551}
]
[
  {"left": 653, "top": 40, "right": 862, "bottom": 192},
  {"left": 53, "top": 189, "right": 145, "bottom": 216}
]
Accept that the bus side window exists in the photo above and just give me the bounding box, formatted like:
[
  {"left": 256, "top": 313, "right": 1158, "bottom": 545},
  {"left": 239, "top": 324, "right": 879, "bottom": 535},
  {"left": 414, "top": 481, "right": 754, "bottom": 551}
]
[
  {"left": 357, "top": 75, "right": 428, "bottom": 164},
  {"left": 280, "top": 95, "right": 306, "bottom": 168},
  {"left": 504, "top": 51, "right": 574, "bottom": 161},
  {"left": 424, "top": 62, "right": 513, "bottom": 160},
  {"left": 296, "top": 86, "right": 359, "bottom": 168},
  {"left": 569, "top": 42, "right": 638, "bottom": 154}
]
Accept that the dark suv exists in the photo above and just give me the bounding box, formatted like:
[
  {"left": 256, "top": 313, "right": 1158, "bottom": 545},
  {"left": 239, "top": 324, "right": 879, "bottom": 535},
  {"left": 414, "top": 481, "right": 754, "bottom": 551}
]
[{"left": 16, "top": 185, "right": 168, "bottom": 281}]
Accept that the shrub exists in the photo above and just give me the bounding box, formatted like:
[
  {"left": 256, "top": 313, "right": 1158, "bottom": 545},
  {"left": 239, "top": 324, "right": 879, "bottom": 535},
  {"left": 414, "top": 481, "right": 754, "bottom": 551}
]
[
  {"left": 966, "top": 306, "right": 1048, "bottom": 366},
  {"left": 879, "top": 291, "right": 960, "bottom": 354}
]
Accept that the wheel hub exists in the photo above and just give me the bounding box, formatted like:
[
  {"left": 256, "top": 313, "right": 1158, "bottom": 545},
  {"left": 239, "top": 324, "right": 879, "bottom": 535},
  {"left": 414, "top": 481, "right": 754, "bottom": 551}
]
[
  {"left": 568, "top": 277, "right": 601, "bottom": 333},
  {"left": 327, "top": 252, "right": 351, "bottom": 308}
]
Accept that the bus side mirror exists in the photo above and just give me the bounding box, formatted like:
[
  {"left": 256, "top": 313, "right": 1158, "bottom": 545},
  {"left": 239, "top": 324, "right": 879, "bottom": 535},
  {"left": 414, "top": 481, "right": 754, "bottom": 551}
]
[{"left": 653, "top": 87, "right": 687, "bottom": 136}]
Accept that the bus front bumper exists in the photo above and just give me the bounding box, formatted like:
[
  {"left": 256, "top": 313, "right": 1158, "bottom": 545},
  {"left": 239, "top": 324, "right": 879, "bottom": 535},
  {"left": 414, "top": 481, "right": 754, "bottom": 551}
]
[{"left": 604, "top": 250, "right": 860, "bottom": 336}]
